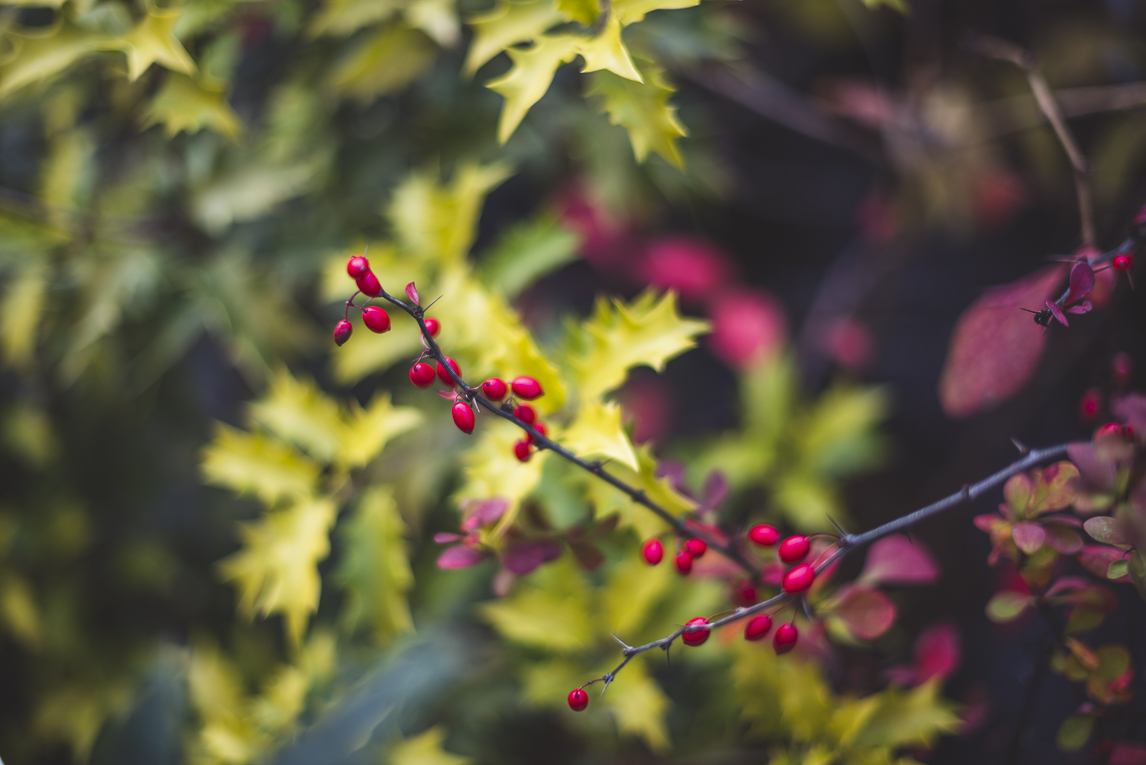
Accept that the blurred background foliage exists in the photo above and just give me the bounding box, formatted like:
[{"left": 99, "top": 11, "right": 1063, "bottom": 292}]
[{"left": 1, "top": 0, "right": 1146, "bottom": 762}]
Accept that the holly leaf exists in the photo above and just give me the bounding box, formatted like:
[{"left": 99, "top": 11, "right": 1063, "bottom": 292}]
[
  {"left": 0, "top": 266, "right": 47, "bottom": 371},
  {"left": 555, "top": 0, "right": 598, "bottom": 25},
  {"left": 560, "top": 399, "right": 639, "bottom": 470},
  {"left": 335, "top": 487, "right": 413, "bottom": 644},
  {"left": 328, "top": 25, "right": 437, "bottom": 103},
  {"left": 938, "top": 264, "right": 1067, "bottom": 418},
  {"left": 478, "top": 213, "right": 582, "bottom": 298},
  {"left": 0, "top": 21, "right": 104, "bottom": 99},
  {"left": 858, "top": 534, "right": 939, "bottom": 587},
  {"left": 567, "top": 290, "right": 708, "bottom": 402},
  {"left": 850, "top": 679, "right": 962, "bottom": 748},
  {"left": 201, "top": 424, "right": 320, "bottom": 505},
  {"left": 463, "top": 0, "right": 563, "bottom": 76},
  {"left": 116, "top": 9, "right": 197, "bottom": 81},
  {"left": 601, "top": 549, "right": 674, "bottom": 637},
  {"left": 611, "top": 0, "right": 699, "bottom": 25},
  {"left": 308, "top": 0, "right": 408, "bottom": 37},
  {"left": 219, "top": 496, "right": 338, "bottom": 645},
  {"left": 339, "top": 392, "right": 422, "bottom": 468},
  {"left": 577, "top": 14, "right": 642, "bottom": 82},
  {"left": 480, "top": 558, "right": 594, "bottom": 652},
  {"left": 487, "top": 33, "right": 582, "bottom": 143},
  {"left": 587, "top": 62, "right": 688, "bottom": 168},
  {"left": 455, "top": 420, "right": 548, "bottom": 535},
  {"left": 248, "top": 369, "right": 346, "bottom": 463},
  {"left": 389, "top": 726, "right": 472, "bottom": 765},
  {"left": 142, "top": 73, "right": 242, "bottom": 139},
  {"left": 601, "top": 660, "right": 671, "bottom": 752}
]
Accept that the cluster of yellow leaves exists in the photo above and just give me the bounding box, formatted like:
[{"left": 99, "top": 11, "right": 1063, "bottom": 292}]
[
  {"left": 202, "top": 369, "right": 420, "bottom": 645},
  {"left": 466, "top": 0, "right": 692, "bottom": 166}
]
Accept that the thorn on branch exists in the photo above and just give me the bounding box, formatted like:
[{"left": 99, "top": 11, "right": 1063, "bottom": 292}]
[{"left": 1012, "top": 437, "right": 1031, "bottom": 456}]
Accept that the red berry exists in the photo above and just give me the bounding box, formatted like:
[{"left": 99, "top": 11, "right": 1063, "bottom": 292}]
[
  {"left": 681, "top": 617, "right": 710, "bottom": 647},
  {"left": 744, "top": 614, "right": 773, "bottom": 641},
  {"left": 333, "top": 319, "right": 352, "bottom": 346},
  {"left": 356, "top": 271, "right": 382, "bottom": 297},
  {"left": 773, "top": 622, "right": 798, "bottom": 654},
  {"left": 1125, "top": 424, "right": 1137, "bottom": 441},
  {"left": 567, "top": 688, "right": 588, "bottom": 712},
  {"left": 643, "top": 539, "right": 664, "bottom": 565},
  {"left": 511, "top": 376, "right": 544, "bottom": 400},
  {"left": 782, "top": 563, "right": 815, "bottom": 594},
  {"left": 525, "top": 422, "right": 548, "bottom": 444},
  {"left": 1113, "top": 353, "right": 1132, "bottom": 387},
  {"left": 1079, "top": 388, "right": 1101, "bottom": 422},
  {"left": 675, "top": 551, "right": 693, "bottom": 575},
  {"left": 514, "top": 404, "right": 537, "bottom": 424},
  {"left": 734, "top": 581, "right": 758, "bottom": 606},
  {"left": 436, "top": 357, "right": 461, "bottom": 386},
  {"left": 452, "top": 402, "right": 475, "bottom": 434},
  {"left": 513, "top": 440, "right": 531, "bottom": 462},
  {"left": 347, "top": 256, "right": 369, "bottom": 278},
  {"left": 482, "top": 378, "right": 508, "bottom": 400},
  {"left": 409, "top": 362, "right": 436, "bottom": 388},
  {"left": 424, "top": 317, "right": 441, "bottom": 337},
  {"left": 1097, "top": 422, "right": 1124, "bottom": 439},
  {"left": 362, "top": 306, "right": 391, "bottom": 333},
  {"left": 778, "top": 535, "right": 810, "bottom": 563},
  {"left": 748, "top": 524, "right": 779, "bottom": 546},
  {"left": 685, "top": 538, "right": 707, "bottom": 558},
  {"left": 1114, "top": 254, "right": 1133, "bottom": 271}
]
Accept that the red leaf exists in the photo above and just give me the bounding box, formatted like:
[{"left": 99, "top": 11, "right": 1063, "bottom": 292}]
[
  {"left": 914, "top": 623, "right": 961, "bottom": 683},
  {"left": 405, "top": 281, "right": 420, "bottom": 305},
  {"left": 1111, "top": 743, "right": 1146, "bottom": 765},
  {"left": 1012, "top": 522, "right": 1046, "bottom": 554},
  {"left": 858, "top": 534, "right": 939, "bottom": 586},
  {"left": 437, "top": 545, "right": 487, "bottom": 568},
  {"left": 460, "top": 497, "right": 509, "bottom": 532},
  {"left": 1046, "top": 300, "right": 1068, "bottom": 327},
  {"left": 1045, "top": 525, "right": 1083, "bottom": 554},
  {"left": 832, "top": 584, "right": 896, "bottom": 640},
  {"left": 501, "top": 539, "right": 563, "bottom": 575},
  {"left": 1065, "top": 300, "right": 1092, "bottom": 315},
  {"left": 1065, "top": 261, "right": 1095, "bottom": 304},
  {"left": 1083, "top": 517, "right": 1131, "bottom": 548},
  {"left": 938, "top": 264, "right": 1067, "bottom": 417},
  {"left": 433, "top": 532, "right": 461, "bottom": 543},
  {"left": 1078, "top": 546, "right": 1131, "bottom": 581}
]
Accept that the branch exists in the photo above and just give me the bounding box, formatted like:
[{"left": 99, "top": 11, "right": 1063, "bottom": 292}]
[
  {"left": 583, "top": 441, "right": 1073, "bottom": 690},
  {"left": 370, "top": 285, "right": 763, "bottom": 580},
  {"left": 967, "top": 33, "right": 1096, "bottom": 247}
]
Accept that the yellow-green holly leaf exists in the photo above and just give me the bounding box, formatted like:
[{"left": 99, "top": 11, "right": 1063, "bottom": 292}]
[
  {"left": 601, "top": 660, "right": 671, "bottom": 752},
  {"left": 568, "top": 290, "right": 708, "bottom": 402},
  {"left": 555, "top": 0, "right": 599, "bottom": 25},
  {"left": 463, "top": 0, "right": 564, "bottom": 77},
  {"left": 851, "top": 680, "right": 962, "bottom": 748},
  {"left": 308, "top": 0, "right": 409, "bottom": 37},
  {"left": 487, "top": 33, "right": 582, "bottom": 143},
  {"left": 580, "top": 444, "right": 694, "bottom": 537},
  {"left": 477, "top": 213, "right": 582, "bottom": 298},
  {"left": 0, "top": 572, "right": 43, "bottom": 649},
  {"left": 187, "top": 642, "right": 268, "bottom": 763},
  {"left": 611, "top": 0, "right": 699, "bottom": 25},
  {"left": 219, "top": 496, "right": 338, "bottom": 645},
  {"left": 577, "top": 14, "right": 641, "bottom": 82},
  {"left": 328, "top": 25, "right": 438, "bottom": 103},
  {"left": 859, "top": 0, "right": 908, "bottom": 12},
  {"left": 600, "top": 548, "right": 673, "bottom": 636},
  {"left": 560, "top": 399, "right": 638, "bottom": 470},
  {"left": 0, "top": 22, "right": 104, "bottom": 99},
  {"left": 201, "top": 424, "right": 321, "bottom": 505},
  {"left": 0, "top": 265, "right": 47, "bottom": 371},
  {"left": 116, "top": 9, "right": 197, "bottom": 81},
  {"left": 455, "top": 419, "right": 548, "bottom": 535},
  {"left": 389, "top": 726, "right": 472, "bottom": 765},
  {"left": 407, "top": 0, "right": 460, "bottom": 46},
  {"left": 587, "top": 63, "right": 688, "bottom": 167},
  {"left": 480, "top": 557, "right": 595, "bottom": 652},
  {"left": 249, "top": 369, "right": 346, "bottom": 463},
  {"left": 336, "top": 487, "right": 414, "bottom": 643},
  {"left": 332, "top": 318, "right": 424, "bottom": 384},
  {"left": 142, "top": 73, "right": 243, "bottom": 140},
  {"left": 339, "top": 392, "right": 423, "bottom": 468}
]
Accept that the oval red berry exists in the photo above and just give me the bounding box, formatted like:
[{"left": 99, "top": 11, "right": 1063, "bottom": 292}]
[
  {"left": 685, "top": 538, "right": 707, "bottom": 558},
  {"left": 525, "top": 422, "right": 548, "bottom": 444},
  {"left": 436, "top": 357, "right": 461, "bottom": 386},
  {"left": 514, "top": 404, "right": 536, "bottom": 424},
  {"left": 362, "top": 306, "right": 391, "bottom": 333},
  {"left": 748, "top": 524, "right": 779, "bottom": 546},
  {"left": 778, "top": 535, "right": 810, "bottom": 563},
  {"left": 744, "top": 614, "right": 773, "bottom": 641},
  {"left": 452, "top": 402, "right": 475, "bottom": 434},
  {"left": 409, "top": 362, "right": 436, "bottom": 388},
  {"left": 1114, "top": 254, "right": 1133, "bottom": 271},
  {"left": 333, "top": 320, "right": 352, "bottom": 346},
  {"left": 782, "top": 563, "right": 815, "bottom": 594},
  {"left": 424, "top": 317, "right": 441, "bottom": 337},
  {"left": 482, "top": 378, "right": 508, "bottom": 400},
  {"left": 643, "top": 539, "right": 663, "bottom": 565},
  {"left": 513, "top": 440, "right": 531, "bottom": 462},
  {"left": 356, "top": 271, "right": 382, "bottom": 297},
  {"left": 1097, "top": 422, "right": 1124, "bottom": 439},
  {"left": 511, "top": 376, "right": 544, "bottom": 400},
  {"left": 567, "top": 688, "right": 588, "bottom": 712},
  {"left": 347, "top": 256, "right": 369, "bottom": 278},
  {"left": 735, "top": 581, "right": 758, "bottom": 606},
  {"left": 675, "top": 551, "right": 693, "bottom": 575},
  {"left": 681, "top": 617, "right": 710, "bottom": 647},
  {"left": 773, "top": 622, "right": 798, "bottom": 654}
]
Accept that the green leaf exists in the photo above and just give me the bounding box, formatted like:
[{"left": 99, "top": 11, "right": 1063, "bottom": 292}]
[
  {"left": 796, "top": 383, "right": 888, "bottom": 478},
  {"left": 487, "top": 33, "right": 582, "bottom": 144},
  {"left": 1083, "top": 516, "right": 1131, "bottom": 548},
  {"left": 772, "top": 473, "right": 840, "bottom": 532},
  {"left": 480, "top": 557, "right": 595, "bottom": 652},
  {"left": 463, "top": 0, "right": 564, "bottom": 76},
  {"left": 0, "top": 265, "right": 47, "bottom": 371},
  {"left": 335, "top": 487, "right": 414, "bottom": 643},
  {"left": 328, "top": 24, "right": 438, "bottom": 103},
  {"left": 0, "top": 572, "right": 43, "bottom": 649},
  {"left": 587, "top": 62, "right": 688, "bottom": 167},
  {"left": 577, "top": 14, "right": 642, "bottom": 81},
  {"left": 249, "top": 369, "right": 346, "bottom": 463},
  {"left": 1056, "top": 713, "right": 1094, "bottom": 751},
  {"left": 567, "top": 290, "right": 708, "bottom": 402},
  {"left": 611, "top": 0, "right": 699, "bottom": 25},
  {"left": 556, "top": 0, "right": 598, "bottom": 25},
  {"left": 986, "top": 590, "right": 1034, "bottom": 623},
  {"left": 407, "top": 0, "right": 461, "bottom": 46},
  {"left": 560, "top": 400, "right": 638, "bottom": 470},
  {"left": 115, "top": 9, "right": 197, "bottom": 81},
  {"left": 142, "top": 73, "right": 243, "bottom": 140},
  {"left": 1108, "top": 558, "right": 1130, "bottom": 579},
  {"left": 601, "top": 659, "right": 671, "bottom": 752},
  {"left": 201, "top": 424, "right": 321, "bottom": 505},
  {"left": 456, "top": 419, "right": 549, "bottom": 534},
  {"left": 859, "top": 0, "right": 908, "bottom": 12},
  {"left": 851, "top": 680, "right": 962, "bottom": 748},
  {"left": 0, "top": 22, "right": 103, "bottom": 99},
  {"left": 339, "top": 392, "right": 423, "bottom": 468},
  {"left": 600, "top": 547, "right": 674, "bottom": 636},
  {"left": 219, "top": 496, "right": 338, "bottom": 645},
  {"left": 477, "top": 213, "right": 581, "bottom": 298},
  {"left": 389, "top": 726, "right": 472, "bottom": 765},
  {"left": 309, "top": 0, "right": 408, "bottom": 37}
]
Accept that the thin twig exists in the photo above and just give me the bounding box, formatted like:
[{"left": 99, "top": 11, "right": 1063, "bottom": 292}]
[{"left": 968, "top": 33, "right": 1096, "bottom": 247}]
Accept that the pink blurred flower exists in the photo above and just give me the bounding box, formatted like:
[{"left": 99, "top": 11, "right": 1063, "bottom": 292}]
[
  {"left": 708, "top": 289, "right": 787, "bottom": 369},
  {"left": 637, "top": 237, "right": 734, "bottom": 302}
]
